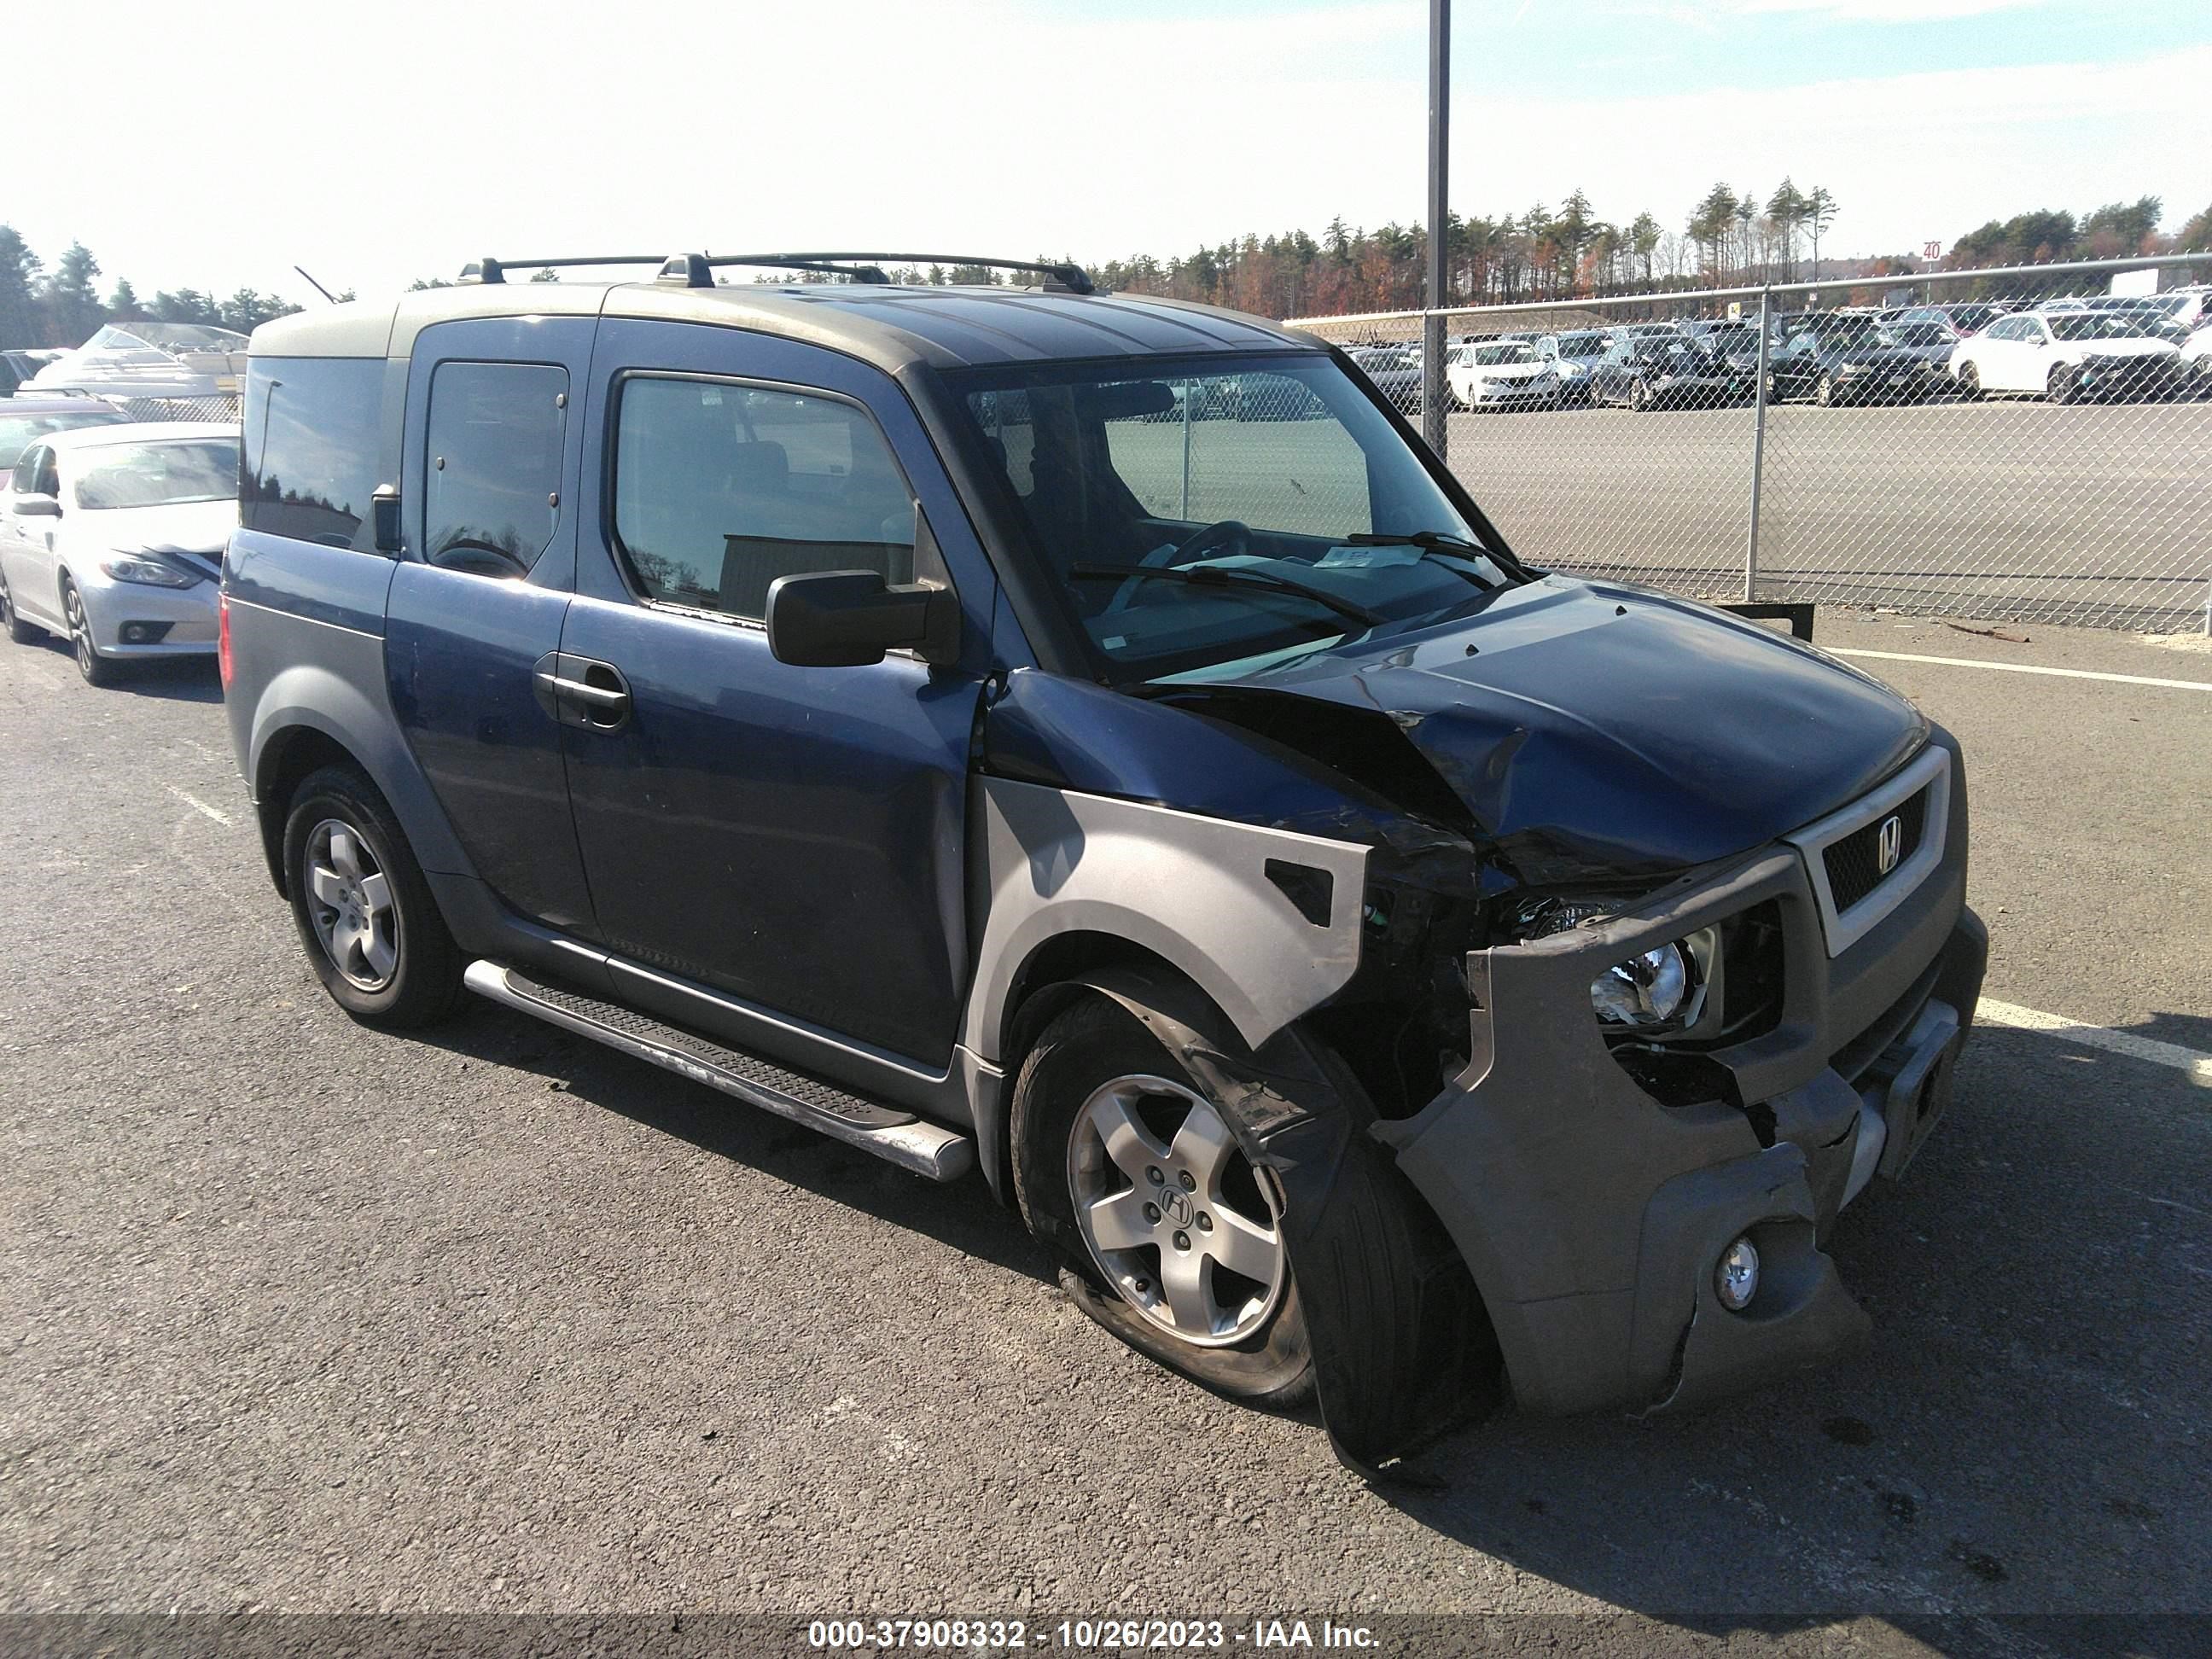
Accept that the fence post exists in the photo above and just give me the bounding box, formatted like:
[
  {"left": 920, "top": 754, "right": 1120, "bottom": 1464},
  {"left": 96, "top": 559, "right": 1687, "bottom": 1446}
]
[{"left": 1744, "top": 286, "right": 1772, "bottom": 602}]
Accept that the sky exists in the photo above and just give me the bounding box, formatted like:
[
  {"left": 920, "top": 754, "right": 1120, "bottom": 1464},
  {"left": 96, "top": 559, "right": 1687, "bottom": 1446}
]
[{"left": 20, "top": 0, "right": 2211, "bottom": 311}]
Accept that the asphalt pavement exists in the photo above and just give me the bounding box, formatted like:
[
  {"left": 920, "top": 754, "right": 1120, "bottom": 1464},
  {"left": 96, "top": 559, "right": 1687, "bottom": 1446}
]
[
  {"left": 1446, "top": 399, "right": 2212, "bottom": 630},
  {"left": 1, "top": 610, "right": 2207, "bottom": 1656}
]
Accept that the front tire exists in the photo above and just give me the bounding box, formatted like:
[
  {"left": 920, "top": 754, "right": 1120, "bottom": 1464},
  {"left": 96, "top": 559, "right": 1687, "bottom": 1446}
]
[
  {"left": 1955, "top": 362, "right": 1982, "bottom": 400},
  {"left": 2047, "top": 364, "right": 2081, "bottom": 405},
  {"left": 282, "top": 764, "right": 463, "bottom": 1028},
  {"left": 61, "top": 578, "right": 119, "bottom": 686},
  {"left": 1012, "top": 997, "right": 1312, "bottom": 1404}
]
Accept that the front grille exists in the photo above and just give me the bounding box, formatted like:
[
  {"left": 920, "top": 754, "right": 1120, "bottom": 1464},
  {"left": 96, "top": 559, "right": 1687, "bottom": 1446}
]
[{"left": 1822, "top": 786, "right": 1929, "bottom": 913}]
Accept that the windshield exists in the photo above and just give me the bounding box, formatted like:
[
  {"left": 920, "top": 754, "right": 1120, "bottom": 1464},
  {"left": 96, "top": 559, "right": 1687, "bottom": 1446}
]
[
  {"left": 1470, "top": 344, "right": 1538, "bottom": 366},
  {"left": 71, "top": 439, "right": 241, "bottom": 509},
  {"left": 1704, "top": 327, "right": 1759, "bottom": 351},
  {"left": 1554, "top": 333, "right": 1607, "bottom": 358},
  {"left": 952, "top": 353, "right": 1510, "bottom": 679},
  {"left": 0, "top": 409, "right": 127, "bottom": 467},
  {"left": 1356, "top": 348, "right": 1416, "bottom": 372},
  {"left": 1881, "top": 323, "right": 1954, "bottom": 346},
  {"left": 2048, "top": 314, "right": 2159, "bottom": 342}
]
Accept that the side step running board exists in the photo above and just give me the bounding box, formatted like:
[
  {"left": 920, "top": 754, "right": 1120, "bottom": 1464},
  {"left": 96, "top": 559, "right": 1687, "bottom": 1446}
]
[{"left": 463, "top": 961, "right": 975, "bottom": 1182}]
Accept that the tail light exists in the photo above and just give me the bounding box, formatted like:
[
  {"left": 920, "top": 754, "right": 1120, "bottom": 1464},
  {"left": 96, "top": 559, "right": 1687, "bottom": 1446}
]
[{"left": 218, "top": 590, "right": 233, "bottom": 690}]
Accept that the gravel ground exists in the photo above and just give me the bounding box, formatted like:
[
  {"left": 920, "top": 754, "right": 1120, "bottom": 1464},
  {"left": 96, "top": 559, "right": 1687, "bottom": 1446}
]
[{"left": 0, "top": 611, "right": 2206, "bottom": 1656}]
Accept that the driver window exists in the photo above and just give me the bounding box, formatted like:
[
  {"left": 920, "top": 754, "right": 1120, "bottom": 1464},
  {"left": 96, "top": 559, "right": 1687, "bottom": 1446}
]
[
  {"left": 613, "top": 376, "right": 916, "bottom": 620},
  {"left": 423, "top": 360, "right": 568, "bottom": 575}
]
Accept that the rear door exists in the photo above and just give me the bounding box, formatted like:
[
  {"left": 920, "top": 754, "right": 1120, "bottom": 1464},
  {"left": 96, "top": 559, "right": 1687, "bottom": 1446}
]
[
  {"left": 558, "top": 318, "right": 995, "bottom": 1067},
  {"left": 383, "top": 317, "right": 599, "bottom": 935}
]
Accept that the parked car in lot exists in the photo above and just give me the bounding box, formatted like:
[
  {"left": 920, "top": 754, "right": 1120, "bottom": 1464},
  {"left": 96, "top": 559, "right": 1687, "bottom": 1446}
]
[
  {"left": 0, "top": 396, "right": 130, "bottom": 465},
  {"left": 1913, "top": 303, "right": 2011, "bottom": 336},
  {"left": 1948, "top": 311, "right": 2184, "bottom": 403},
  {"left": 2183, "top": 323, "right": 2212, "bottom": 384},
  {"left": 1445, "top": 340, "right": 1561, "bottom": 410},
  {"left": 1346, "top": 344, "right": 1421, "bottom": 414},
  {"left": 1532, "top": 329, "right": 1610, "bottom": 403},
  {"left": 0, "top": 421, "right": 238, "bottom": 684},
  {"left": 1767, "top": 314, "right": 1948, "bottom": 405},
  {"left": 1588, "top": 335, "right": 1738, "bottom": 409},
  {"left": 224, "top": 256, "right": 1984, "bottom": 1462}
]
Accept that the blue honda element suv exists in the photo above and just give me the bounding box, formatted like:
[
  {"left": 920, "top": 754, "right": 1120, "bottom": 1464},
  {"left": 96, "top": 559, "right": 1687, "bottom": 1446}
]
[{"left": 222, "top": 251, "right": 1986, "bottom": 1465}]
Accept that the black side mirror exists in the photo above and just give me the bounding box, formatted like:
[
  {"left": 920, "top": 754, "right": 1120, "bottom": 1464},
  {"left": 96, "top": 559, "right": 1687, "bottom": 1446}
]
[
  {"left": 371, "top": 485, "right": 402, "bottom": 554},
  {"left": 14, "top": 494, "right": 61, "bottom": 518},
  {"left": 765, "top": 570, "right": 960, "bottom": 668}
]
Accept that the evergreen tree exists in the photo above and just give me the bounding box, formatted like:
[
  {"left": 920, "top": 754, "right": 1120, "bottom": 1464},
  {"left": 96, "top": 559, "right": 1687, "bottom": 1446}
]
[
  {"left": 44, "top": 242, "right": 106, "bottom": 345},
  {"left": 0, "top": 225, "right": 39, "bottom": 347}
]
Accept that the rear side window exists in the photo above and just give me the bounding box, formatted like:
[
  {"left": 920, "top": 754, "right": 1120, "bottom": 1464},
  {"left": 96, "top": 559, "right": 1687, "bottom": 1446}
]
[
  {"left": 242, "top": 356, "right": 382, "bottom": 550},
  {"left": 611, "top": 375, "right": 914, "bottom": 620},
  {"left": 423, "top": 361, "right": 568, "bottom": 575}
]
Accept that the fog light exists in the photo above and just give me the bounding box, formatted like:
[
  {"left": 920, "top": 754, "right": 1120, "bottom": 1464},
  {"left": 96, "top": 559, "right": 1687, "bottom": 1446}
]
[{"left": 1715, "top": 1236, "right": 1761, "bottom": 1311}]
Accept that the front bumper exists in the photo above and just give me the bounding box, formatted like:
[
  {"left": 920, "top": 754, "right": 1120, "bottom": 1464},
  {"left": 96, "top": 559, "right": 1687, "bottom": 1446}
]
[
  {"left": 79, "top": 576, "right": 218, "bottom": 655},
  {"left": 1375, "top": 737, "right": 1985, "bottom": 1417}
]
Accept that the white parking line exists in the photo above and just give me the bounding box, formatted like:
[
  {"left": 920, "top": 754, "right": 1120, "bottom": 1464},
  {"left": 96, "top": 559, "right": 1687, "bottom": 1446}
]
[
  {"left": 164, "top": 786, "right": 234, "bottom": 826},
  {"left": 1831, "top": 649, "right": 2212, "bottom": 692},
  {"left": 1978, "top": 998, "right": 2212, "bottom": 1087}
]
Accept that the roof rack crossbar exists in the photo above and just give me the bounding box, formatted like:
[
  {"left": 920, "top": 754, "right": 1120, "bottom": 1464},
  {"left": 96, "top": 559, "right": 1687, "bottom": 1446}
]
[
  {"left": 753, "top": 253, "right": 1094, "bottom": 294},
  {"left": 457, "top": 251, "right": 1096, "bottom": 295}
]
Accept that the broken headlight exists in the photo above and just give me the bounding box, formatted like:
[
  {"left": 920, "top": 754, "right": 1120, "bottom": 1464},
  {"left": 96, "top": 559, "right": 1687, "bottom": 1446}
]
[{"left": 1511, "top": 896, "right": 1715, "bottom": 1035}]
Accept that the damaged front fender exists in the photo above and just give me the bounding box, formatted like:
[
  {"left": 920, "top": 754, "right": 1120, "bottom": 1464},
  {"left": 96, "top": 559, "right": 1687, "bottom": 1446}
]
[{"left": 1055, "top": 968, "right": 1502, "bottom": 1476}]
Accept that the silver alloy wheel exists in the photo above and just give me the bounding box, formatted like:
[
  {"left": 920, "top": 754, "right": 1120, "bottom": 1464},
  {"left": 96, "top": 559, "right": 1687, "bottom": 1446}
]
[
  {"left": 304, "top": 818, "right": 399, "bottom": 991},
  {"left": 64, "top": 585, "right": 94, "bottom": 673},
  {"left": 1067, "top": 1073, "right": 1287, "bottom": 1348}
]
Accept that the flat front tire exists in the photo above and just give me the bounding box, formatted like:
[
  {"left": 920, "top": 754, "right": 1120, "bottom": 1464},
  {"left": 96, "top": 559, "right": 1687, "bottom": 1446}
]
[
  {"left": 1012, "top": 997, "right": 1313, "bottom": 1404},
  {"left": 282, "top": 764, "right": 463, "bottom": 1028}
]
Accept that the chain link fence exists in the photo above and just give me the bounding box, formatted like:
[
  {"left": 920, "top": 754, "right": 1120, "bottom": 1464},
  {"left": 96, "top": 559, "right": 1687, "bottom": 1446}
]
[
  {"left": 1290, "top": 256, "right": 2212, "bottom": 632},
  {"left": 112, "top": 393, "right": 242, "bottom": 424}
]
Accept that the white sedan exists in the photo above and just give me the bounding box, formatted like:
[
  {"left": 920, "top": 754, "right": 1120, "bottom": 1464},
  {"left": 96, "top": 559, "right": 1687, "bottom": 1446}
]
[
  {"left": 1947, "top": 312, "right": 2183, "bottom": 403},
  {"left": 1446, "top": 341, "right": 1562, "bottom": 411},
  {"left": 0, "top": 422, "right": 240, "bottom": 685},
  {"left": 2182, "top": 323, "right": 2212, "bottom": 385}
]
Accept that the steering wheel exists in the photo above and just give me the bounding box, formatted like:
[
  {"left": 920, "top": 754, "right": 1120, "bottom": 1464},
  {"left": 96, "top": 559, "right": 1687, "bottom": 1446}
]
[
  {"left": 1103, "top": 519, "right": 1254, "bottom": 614},
  {"left": 1164, "top": 518, "right": 1252, "bottom": 567}
]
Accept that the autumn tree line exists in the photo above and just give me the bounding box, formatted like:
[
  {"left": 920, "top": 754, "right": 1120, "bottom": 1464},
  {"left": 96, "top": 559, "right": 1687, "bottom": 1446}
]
[{"left": 5, "top": 189, "right": 2209, "bottom": 349}]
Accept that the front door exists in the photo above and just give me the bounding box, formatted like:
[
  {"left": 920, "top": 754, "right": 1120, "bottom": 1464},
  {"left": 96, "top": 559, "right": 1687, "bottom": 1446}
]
[
  {"left": 384, "top": 316, "right": 598, "bottom": 934},
  {"left": 558, "top": 318, "right": 993, "bottom": 1067}
]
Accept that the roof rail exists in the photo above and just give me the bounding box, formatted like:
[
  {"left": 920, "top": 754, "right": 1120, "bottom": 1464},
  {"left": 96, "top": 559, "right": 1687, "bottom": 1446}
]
[{"left": 456, "top": 251, "right": 1095, "bottom": 294}]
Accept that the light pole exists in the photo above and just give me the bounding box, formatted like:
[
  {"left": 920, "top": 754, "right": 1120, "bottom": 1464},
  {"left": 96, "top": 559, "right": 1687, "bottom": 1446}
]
[{"left": 1423, "top": 0, "right": 1450, "bottom": 460}]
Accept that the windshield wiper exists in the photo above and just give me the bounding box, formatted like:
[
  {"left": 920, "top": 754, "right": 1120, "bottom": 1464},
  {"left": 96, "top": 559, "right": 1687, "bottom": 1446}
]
[
  {"left": 1342, "top": 530, "right": 1498, "bottom": 589},
  {"left": 1068, "top": 562, "right": 1387, "bottom": 627}
]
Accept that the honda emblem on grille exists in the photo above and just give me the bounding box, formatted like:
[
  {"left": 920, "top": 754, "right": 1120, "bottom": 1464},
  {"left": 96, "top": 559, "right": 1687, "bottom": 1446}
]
[{"left": 1875, "top": 814, "right": 1903, "bottom": 876}]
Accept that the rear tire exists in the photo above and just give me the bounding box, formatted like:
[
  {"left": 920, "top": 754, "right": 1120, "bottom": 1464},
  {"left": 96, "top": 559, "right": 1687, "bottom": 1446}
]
[
  {"left": 1012, "top": 996, "right": 1313, "bottom": 1405},
  {"left": 1956, "top": 362, "right": 1982, "bottom": 400},
  {"left": 0, "top": 567, "right": 42, "bottom": 644},
  {"left": 2047, "top": 364, "right": 2081, "bottom": 405},
  {"left": 282, "top": 764, "right": 463, "bottom": 1029}
]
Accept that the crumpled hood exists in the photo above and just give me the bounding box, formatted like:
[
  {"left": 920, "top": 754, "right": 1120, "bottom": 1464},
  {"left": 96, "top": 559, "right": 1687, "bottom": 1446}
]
[{"left": 1166, "top": 578, "right": 1927, "bottom": 886}]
